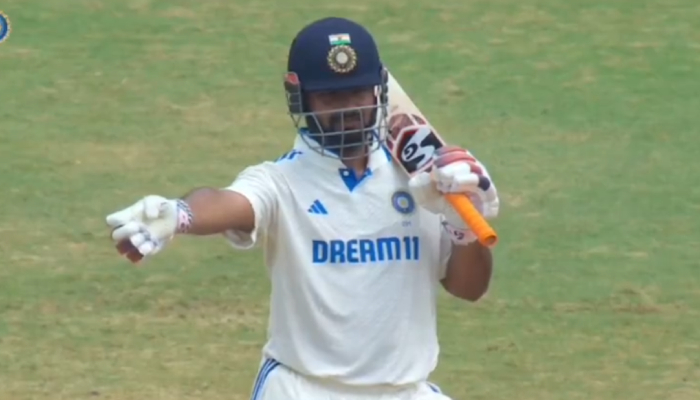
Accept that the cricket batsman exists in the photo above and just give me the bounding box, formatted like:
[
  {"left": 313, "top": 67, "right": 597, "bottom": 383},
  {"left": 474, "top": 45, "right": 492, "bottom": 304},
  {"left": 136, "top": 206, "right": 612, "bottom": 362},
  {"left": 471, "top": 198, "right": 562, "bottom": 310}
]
[{"left": 105, "top": 16, "right": 500, "bottom": 400}]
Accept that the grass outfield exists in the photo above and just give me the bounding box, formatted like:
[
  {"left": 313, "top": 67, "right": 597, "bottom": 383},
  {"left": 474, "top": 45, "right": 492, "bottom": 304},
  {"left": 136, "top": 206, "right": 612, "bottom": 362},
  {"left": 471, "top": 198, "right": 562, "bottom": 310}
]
[{"left": 1, "top": 1, "right": 699, "bottom": 399}]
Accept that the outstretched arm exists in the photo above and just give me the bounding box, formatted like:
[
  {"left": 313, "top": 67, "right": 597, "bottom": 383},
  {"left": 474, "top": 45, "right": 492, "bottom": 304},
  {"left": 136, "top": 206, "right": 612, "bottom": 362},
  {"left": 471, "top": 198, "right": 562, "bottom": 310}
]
[
  {"left": 179, "top": 187, "right": 256, "bottom": 235},
  {"left": 106, "top": 164, "right": 278, "bottom": 262}
]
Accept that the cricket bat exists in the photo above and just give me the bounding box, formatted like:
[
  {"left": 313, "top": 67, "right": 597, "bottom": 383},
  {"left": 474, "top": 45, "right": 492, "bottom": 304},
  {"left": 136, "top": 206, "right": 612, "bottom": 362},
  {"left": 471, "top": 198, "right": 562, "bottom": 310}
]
[{"left": 385, "top": 70, "right": 498, "bottom": 248}]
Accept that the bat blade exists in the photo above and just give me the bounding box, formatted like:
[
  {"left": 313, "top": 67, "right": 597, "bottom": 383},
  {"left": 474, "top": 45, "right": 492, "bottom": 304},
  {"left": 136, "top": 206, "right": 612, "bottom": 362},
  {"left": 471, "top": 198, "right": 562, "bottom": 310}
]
[{"left": 385, "top": 70, "right": 498, "bottom": 248}]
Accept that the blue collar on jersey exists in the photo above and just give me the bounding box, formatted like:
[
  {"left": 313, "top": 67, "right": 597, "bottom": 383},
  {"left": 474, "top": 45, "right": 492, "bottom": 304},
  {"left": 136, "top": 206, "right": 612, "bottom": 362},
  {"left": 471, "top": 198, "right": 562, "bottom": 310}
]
[{"left": 294, "top": 128, "right": 392, "bottom": 192}]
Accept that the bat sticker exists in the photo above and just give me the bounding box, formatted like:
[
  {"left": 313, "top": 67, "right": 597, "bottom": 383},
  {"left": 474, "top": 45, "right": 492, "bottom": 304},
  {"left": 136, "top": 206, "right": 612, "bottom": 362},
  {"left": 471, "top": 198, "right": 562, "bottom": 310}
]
[
  {"left": 396, "top": 126, "right": 443, "bottom": 174},
  {"left": 387, "top": 110, "right": 445, "bottom": 175}
]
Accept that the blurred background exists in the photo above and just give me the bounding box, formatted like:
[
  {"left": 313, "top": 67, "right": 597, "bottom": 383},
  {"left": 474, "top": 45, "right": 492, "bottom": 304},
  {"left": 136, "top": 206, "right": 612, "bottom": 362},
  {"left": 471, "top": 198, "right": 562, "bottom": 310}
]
[{"left": 1, "top": 1, "right": 698, "bottom": 399}]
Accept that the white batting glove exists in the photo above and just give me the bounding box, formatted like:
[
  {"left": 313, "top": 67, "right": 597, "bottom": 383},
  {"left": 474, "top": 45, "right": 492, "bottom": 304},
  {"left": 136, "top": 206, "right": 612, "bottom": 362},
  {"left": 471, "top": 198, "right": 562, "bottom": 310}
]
[
  {"left": 409, "top": 146, "right": 499, "bottom": 245},
  {"left": 105, "top": 195, "right": 193, "bottom": 263}
]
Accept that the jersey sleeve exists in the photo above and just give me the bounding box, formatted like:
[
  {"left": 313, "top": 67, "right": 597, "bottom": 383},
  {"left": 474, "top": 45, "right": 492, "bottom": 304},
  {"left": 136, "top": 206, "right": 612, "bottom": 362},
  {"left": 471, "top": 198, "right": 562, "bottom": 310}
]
[{"left": 221, "top": 162, "right": 278, "bottom": 250}]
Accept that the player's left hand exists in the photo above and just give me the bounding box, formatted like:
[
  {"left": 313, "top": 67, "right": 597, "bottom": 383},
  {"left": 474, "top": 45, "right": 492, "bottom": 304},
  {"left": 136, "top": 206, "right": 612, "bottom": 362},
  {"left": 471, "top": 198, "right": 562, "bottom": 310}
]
[{"left": 408, "top": 146, "right": 499, "bottom": 244}]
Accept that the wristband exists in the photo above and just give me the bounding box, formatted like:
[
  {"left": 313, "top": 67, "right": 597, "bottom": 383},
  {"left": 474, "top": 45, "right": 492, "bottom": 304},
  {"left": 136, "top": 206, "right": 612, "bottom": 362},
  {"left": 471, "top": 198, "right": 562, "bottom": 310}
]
[
  {"left": 441, "top": 219, "right": 477, "bottom": 246},
  {"left": 175, "top": 199, "right": 194, "bottom": 234}
]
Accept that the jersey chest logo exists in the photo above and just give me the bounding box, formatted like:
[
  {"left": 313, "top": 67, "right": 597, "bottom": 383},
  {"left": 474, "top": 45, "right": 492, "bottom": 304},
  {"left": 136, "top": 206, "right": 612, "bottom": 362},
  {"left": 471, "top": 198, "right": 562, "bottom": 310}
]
[
  {"left": 391, "top": 190, "right": 416, "bottom": 215},
  {"left": 312, "top": 236, "right": 420, "bottom": 265}
]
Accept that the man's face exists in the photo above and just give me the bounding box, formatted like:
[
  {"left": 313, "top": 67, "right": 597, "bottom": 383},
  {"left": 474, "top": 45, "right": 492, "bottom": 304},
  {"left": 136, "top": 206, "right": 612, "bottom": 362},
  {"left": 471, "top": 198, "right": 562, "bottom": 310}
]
[{"left": 306, "top": 87, "right": 376, "bottom": 133}]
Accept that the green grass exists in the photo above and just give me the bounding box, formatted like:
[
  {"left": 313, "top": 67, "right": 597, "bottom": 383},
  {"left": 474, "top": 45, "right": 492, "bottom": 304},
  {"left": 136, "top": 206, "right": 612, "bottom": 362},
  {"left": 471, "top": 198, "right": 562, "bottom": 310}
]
[{"left": 1, "top": 0, "right": 699, "bottom": 399}]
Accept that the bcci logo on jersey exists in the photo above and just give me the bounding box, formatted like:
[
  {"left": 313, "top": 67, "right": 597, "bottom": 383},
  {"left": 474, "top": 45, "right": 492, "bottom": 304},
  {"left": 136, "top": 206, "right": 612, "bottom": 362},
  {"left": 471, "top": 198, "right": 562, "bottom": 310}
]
[
  {"left": 391, "top": 190, "right": 415, "bottom": 215},
  {"left": 313, "top": 236, "right": 420, "bottom": 264}
]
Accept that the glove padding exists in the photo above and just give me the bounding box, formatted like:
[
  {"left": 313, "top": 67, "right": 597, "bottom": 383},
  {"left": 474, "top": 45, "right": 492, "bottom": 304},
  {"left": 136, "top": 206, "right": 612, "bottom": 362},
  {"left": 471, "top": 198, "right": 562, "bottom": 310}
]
[
  {"left": 408, "top": 146, "right": 499, "bottom": 245},
  {"left": 105, "top": 195, "right": 192, "bottom": 263}
]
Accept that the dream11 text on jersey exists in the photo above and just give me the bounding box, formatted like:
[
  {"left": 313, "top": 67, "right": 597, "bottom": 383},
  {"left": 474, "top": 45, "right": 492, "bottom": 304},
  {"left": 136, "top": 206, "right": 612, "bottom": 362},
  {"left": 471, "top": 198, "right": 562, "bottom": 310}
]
[{"left": 312, "top": 236, "right": 420, "bottom": 264}]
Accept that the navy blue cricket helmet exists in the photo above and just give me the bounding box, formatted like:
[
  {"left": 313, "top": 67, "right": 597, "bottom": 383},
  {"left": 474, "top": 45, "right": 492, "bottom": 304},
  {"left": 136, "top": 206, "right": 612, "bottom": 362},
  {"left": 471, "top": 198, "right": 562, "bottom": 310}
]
[{"left": 284, "top": 17, "right": 389, "bottom": 159}]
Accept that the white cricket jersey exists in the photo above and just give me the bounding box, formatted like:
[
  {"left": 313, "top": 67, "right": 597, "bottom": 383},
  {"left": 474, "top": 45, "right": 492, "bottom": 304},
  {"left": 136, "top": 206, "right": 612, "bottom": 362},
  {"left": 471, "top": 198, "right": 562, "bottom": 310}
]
[{"left": 223, "top": 135, "right": 453, "bottom": 386}]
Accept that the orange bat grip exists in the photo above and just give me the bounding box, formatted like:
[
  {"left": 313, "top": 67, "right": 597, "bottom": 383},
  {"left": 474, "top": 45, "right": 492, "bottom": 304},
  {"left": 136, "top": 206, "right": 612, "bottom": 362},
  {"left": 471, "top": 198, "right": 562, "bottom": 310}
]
[{"left": 444, "top": 193, "right": 498, "bottom": 247}]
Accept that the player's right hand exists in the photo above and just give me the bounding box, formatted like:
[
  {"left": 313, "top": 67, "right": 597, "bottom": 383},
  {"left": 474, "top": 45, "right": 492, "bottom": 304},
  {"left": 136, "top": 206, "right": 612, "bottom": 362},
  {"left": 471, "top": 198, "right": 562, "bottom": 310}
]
[{"left": 105, "top": 195, "right": 191, "bottom": 263}]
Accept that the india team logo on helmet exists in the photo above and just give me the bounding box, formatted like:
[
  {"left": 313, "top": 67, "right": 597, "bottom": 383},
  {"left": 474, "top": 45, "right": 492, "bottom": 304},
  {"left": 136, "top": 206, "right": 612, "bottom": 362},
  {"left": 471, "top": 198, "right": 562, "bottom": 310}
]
[
  {"left": 327, "top": 34, "right": 357, "bottom": 74},
  {"left": 327, "top": 45, "right": 358, "bottom": 74},
  {"left": 0, "top": 11, "right": 11, "bottom": 44}
]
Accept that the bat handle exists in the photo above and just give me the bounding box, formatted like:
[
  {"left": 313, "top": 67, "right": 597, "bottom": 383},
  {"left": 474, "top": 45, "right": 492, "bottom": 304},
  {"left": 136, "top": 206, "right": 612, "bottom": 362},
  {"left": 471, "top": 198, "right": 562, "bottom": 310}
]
[{"left": 444, "top": 193, "right": 498, "bottom": 248}]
